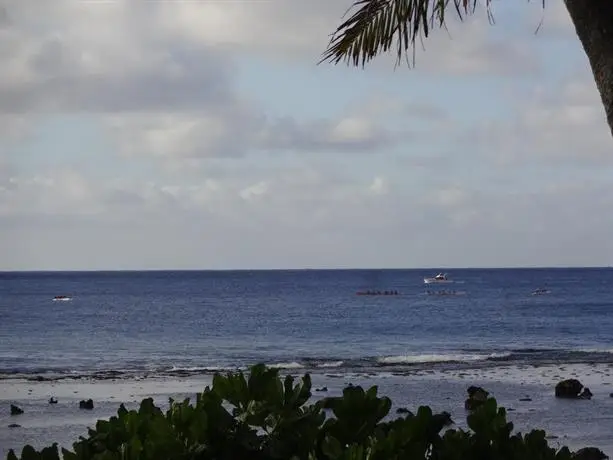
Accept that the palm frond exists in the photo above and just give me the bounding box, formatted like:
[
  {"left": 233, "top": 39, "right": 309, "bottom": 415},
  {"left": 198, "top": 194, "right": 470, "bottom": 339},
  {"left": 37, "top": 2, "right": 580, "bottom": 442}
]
[{"left": 319, "top": 0, "right": 494, "bottom": 68}]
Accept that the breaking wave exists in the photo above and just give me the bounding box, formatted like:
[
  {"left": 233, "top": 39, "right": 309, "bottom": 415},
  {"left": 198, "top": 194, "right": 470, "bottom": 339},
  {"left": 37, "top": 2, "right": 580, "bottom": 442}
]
[{"left": 2, "top": 347, "right": 613, "bottom": 381}]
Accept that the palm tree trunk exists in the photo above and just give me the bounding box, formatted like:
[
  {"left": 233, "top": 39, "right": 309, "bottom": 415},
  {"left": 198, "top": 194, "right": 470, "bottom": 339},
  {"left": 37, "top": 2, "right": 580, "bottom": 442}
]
[{"left": 564, "top": 0, "right": 613, "bottom": 139}]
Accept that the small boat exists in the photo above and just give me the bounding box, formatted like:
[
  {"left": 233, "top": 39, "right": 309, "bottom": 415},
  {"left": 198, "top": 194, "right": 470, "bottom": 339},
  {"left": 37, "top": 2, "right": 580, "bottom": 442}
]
[
  {"left": 423, "top": 273, "right": 453, "bottom": 284},
  {"left": 356, "top": 290, "right": 400, "bottom": 296},
  {"left": 52, "top": 295, "right": 72, "bottom": 301},
  {"left": 531, "top": 288, "right": 550, "bottom": 296}
]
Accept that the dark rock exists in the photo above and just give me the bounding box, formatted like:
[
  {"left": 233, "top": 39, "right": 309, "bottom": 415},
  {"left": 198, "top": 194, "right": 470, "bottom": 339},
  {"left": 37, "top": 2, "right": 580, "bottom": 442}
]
[
  {"left": 467, "top": 385, "right": 488, "bottom": 398},
  {"left": 10, "top": 404, "right": 23, "bottom": 415},
  {"left": 49, "top": 397, "right": 58, "bottom": 404},
  {"left": 465, "top": 386, "right": 489, "bottom": 411},
  {"left": 579, "top": 387, "right": 593, "bottom": 400},
  {"left": 315, "top": 387, "right": 328, "bottom": 392},
  {"left": 79, "top": 399, "right": 94, "bottom": 410},
  {"left": 8, "top": 423, "right": 21, "bottom": 428},
  {"left": 435, "top": 411, "right": 453, "bottom": 427},
  {"left": 573, "top": 447, "right": 609, "bottom": 460},
  {"left": 519, "top": 397, "right": 532, "bottom": 402},
  {"left": 609, "top": 393, "right": 613, "bottom": 398},
  {"left": 396, "top": 407, "right": 412, "bottom": 415},
  {"left": 555, "top": 379, "right": 584, "bottom": 398}
]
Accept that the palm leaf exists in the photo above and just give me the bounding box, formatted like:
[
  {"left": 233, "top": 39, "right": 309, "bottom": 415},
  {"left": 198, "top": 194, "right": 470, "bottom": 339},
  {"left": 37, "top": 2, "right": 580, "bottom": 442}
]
[{"left": 319, "top": 0, "right": 495, "bottom": 68}]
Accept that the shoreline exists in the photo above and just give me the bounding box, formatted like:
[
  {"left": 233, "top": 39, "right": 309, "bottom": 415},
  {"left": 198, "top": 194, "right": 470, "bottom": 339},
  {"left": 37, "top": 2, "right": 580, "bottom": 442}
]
[
  {"left": 2, "top": 363, "right": 613, "bottom": 457},
  {"left": 3, "top": 357, "right": 613, "bottom": 383}
]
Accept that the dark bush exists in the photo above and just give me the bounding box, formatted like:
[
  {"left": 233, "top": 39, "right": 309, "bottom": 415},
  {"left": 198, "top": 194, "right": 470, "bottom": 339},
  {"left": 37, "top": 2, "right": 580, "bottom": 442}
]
[{"left": 6, "top": 364, "right": 608, "bottom": 460}]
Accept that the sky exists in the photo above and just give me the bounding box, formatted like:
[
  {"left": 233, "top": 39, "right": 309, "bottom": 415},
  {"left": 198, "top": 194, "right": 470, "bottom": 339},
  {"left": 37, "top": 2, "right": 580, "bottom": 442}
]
[{"left": 1, "top": 0, "right": 612, "bottom": 270}]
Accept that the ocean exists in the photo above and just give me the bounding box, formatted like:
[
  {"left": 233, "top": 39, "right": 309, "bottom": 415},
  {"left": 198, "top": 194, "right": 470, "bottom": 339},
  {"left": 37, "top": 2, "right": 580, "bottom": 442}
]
[
  {"left": 1, "top": 268, "right": 613, "bottom": 455},
  {"left": 2, "top": 268, "right": 613, "bottom": 378}
]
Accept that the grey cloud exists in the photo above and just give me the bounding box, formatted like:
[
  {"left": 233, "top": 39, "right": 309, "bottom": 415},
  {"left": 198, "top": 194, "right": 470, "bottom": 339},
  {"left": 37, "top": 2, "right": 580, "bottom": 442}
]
[
  {"left": 107, "top": 109, "right": 399, "bottom": 161},
  {"left": 2, "top": 39, "right": 234, "bottom": 114},
  {"left": 0, "top": 1, "right": 436, "bottom": 161},
  {"left": 256, "top": 116, "right": 394, "bottom": 153},
  {"left": 103, "top": 189, "right": 147, "bottom": 207},
  {"left": 0, "top": 6, "right": 9, "bottom": 28},
  {"left": 0, "top": 1, "right": 236, "bottom": 114},
  {"left": 1, "top": 7, "right": 400, "bottom": 159}
]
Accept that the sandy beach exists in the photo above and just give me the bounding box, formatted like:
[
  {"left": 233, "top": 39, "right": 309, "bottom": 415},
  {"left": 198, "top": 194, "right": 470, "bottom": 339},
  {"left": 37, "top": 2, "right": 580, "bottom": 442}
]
[{"left": 2, "top": 363, "right": 613, "bottom": 457}]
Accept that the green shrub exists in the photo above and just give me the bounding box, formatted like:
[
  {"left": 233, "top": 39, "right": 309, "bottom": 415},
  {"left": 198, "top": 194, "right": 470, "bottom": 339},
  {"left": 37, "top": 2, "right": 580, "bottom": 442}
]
[{"left": 6, "top": 364, "right": 607, "bottom": 460}]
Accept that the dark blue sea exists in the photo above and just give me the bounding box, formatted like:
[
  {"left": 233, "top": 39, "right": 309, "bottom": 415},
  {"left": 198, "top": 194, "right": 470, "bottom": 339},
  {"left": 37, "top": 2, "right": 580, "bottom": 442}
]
[{"left": 1, "top": 268, "right": 613, "bottom": 380}]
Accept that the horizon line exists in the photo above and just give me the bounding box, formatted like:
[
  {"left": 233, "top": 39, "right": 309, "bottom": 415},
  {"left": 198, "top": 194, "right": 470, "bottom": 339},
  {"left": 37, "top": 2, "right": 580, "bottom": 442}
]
[{"left": 1, "top": 265, "right": 611, "bottom": 273}]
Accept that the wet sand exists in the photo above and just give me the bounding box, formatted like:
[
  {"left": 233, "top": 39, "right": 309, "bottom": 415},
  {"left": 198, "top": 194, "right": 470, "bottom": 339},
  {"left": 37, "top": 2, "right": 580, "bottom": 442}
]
[{"left": 2, "top": 363, "right": 612, "bottom": 457}]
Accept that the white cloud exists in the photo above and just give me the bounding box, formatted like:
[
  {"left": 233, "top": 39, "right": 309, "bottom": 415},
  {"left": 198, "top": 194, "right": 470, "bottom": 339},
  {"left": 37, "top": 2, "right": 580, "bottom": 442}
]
[
  {"left": 0, "top": 0, "right": 550, "bottom": 165},
  {"left": 462, "top": 72, "right": 611, "bottom": 166},
  {"left": 239, "top": 181, "right": 269, "bottom": 202},
  {"left": 0, "top": 0, "right": 546, "bottom": 114},
  {"left": 153, "top": 0, "right": 540, "bottom": 76},
  {"left": 330, "top": 117, "right": 380, "bottom": 144},
  {"left": 0, "top": 1, "right": 235, "bottom": 114},
  {"left": 368, "top": 176, "right": 388, "bottom": 196},
  {"left": 1, "top": 1, "right": 417, "bottom": 163},
  {"left": 0, "top": 169, "right": 100, "bottom": 216},
  {"left": 105, "top": 109, "right": 402, "bottom": 162},
  {"left": 1, "top": 0, "right": 612, "bottom": 270},
  {"left": 153, "top": 0, "right": 347, "bottom": 57},
  {"left": 2, "top": 167, "right": 612, "bottom": 269},
  {"left": 105, "top": 110, "right": 255, "bottom": 160}
]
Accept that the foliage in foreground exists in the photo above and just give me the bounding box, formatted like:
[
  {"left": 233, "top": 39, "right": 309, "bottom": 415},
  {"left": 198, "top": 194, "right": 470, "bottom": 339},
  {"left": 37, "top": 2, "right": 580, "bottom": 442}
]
[{"left": 7, "top": 364, "right": 605, "bottom": 460}]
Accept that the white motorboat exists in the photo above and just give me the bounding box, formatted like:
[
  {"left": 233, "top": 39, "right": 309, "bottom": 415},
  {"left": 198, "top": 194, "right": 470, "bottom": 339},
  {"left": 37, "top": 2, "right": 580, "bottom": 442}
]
[{"left": 423, "top": 273, "right": 453, "bottom": 284}]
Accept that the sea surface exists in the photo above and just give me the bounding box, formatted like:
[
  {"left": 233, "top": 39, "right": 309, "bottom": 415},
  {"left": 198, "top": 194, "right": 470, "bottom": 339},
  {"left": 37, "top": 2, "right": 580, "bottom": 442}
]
[{"left": 1, "top": 268, "right": 613, "bottom": 380}]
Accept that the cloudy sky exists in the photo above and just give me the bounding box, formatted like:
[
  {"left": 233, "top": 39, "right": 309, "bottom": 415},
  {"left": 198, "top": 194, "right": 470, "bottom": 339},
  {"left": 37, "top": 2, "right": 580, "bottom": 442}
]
[{"left": 1, "top": 0, "right": 612, "bottom": 270}]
